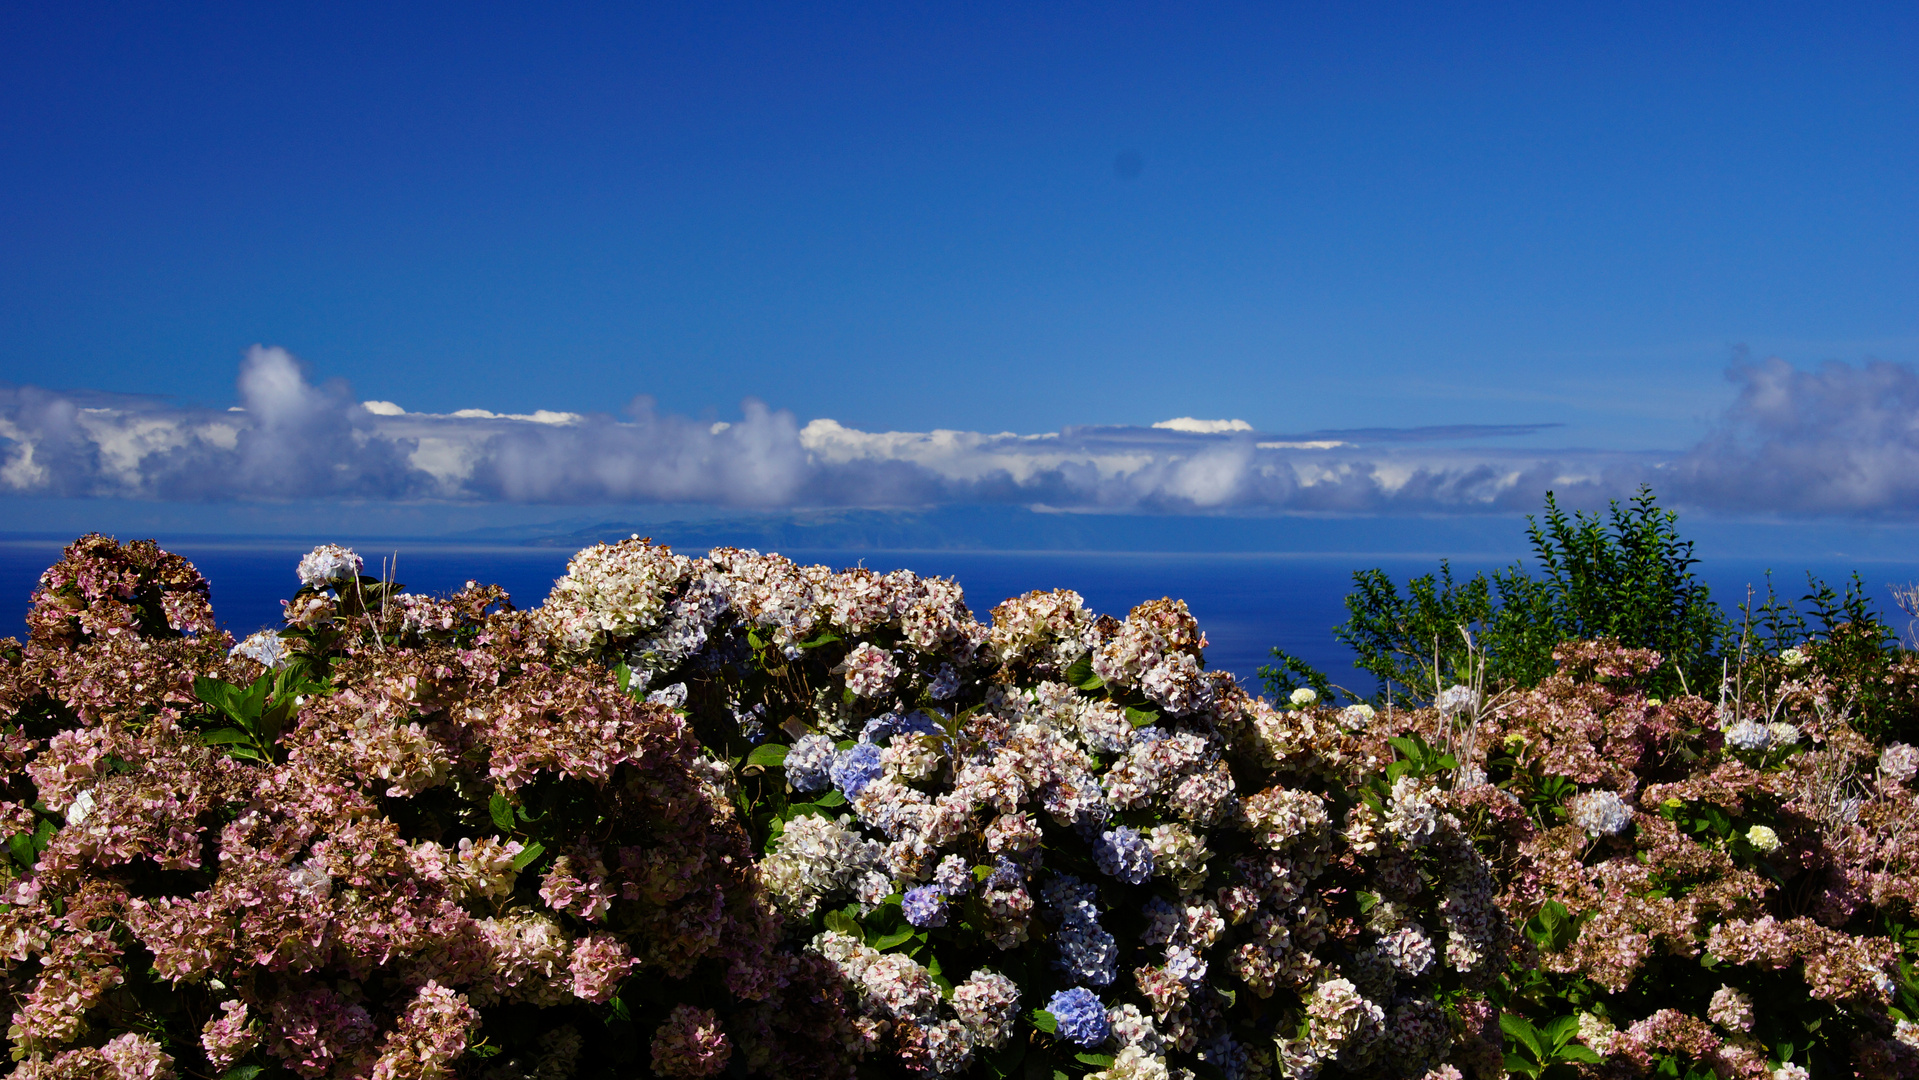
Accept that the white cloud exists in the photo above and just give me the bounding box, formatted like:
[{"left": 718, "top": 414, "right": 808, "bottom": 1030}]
[
  {"left": 2, "top": 347, "right": 1915, "bottom": 517},
  {"left": 1152, "top": 417, "right": 1253, "bottom": 434}
]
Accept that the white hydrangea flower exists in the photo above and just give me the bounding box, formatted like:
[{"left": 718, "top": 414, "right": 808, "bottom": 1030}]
[
  {"left": 1567, "top": 791, "right": 1633, "bottom": 837},
  {"left": 1722, "top": 720, "right": 1771, "bottom": 751},
  {"left": 1765, "top": 722, "right": 1802, "bottom": 746},
  {"left": 1436, "top": 685, "right": 1478, "bottom": 715},
  {"left": 1336, "top": 703, "right": 1375, "bottom": 732},
  {"left": 296, "top": 544, "right": 363, "bottom": 588},
  {"left": 1289, "top": 688, "right": 1317, "bottom": 707},
  {"left": 230, "top": 629, "right": 289, "bottom": 668},
  {"left": 1746, "top": 825, "right": 1781, "bottom": 853},
  {"left": 1778, "top": 647, "right": 1808, "bottom": 668},
  {"left": 65, "top": 788, "right": 97, "bottom": 827},
  {"left": 1881, "top": 743, "right": 1919, "bottom": 784}
]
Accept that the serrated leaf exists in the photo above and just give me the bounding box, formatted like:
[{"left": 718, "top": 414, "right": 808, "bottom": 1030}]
[
  {"left": 815, "top": 790, "right": 846, "bottom": 807},
  {"left": 1558, "top": 1045, "right": 1603, "bottom": 1063},
  {"left": 510, "top": 840, "right": 545, "bottom": 871},
  {"left": 489, "top": 793, "right": 515, "bottom": 834},
  {"left": 1541, "top": 1015, "right": 1578, "bottom": 1046},
  {"left": 220, "top": 1067, "right": 266, "bottom": 1080},
  {"left": 747, "top": 743, "right": 789, "bottom": 768},
  {"left": 823, "top": 910, "right": 862, "bottom": 939},
  {"left": 608, "top": 995, "right": 632, "bottom": 1023},
  {"left": 1074, "top": 1053, "right": 1115, "bottom": 1067},
  {"left": 7, "top": 834, "right": 34, "bottom": 870},
  {"left": 1123, "top": 705, "right": 1158, "bottom": 728},
  {"left": 1028, "top": 1008, "right": 1057, "bottom": 1033},
  {"left": 194, "top": 675, "right": 237, "bottom": 711},
  {"left": 799, "top": 631, "right": 842, "bottom": 650},
  {"left": 201, "top": 727, "right": 253, "bottom": 745}
]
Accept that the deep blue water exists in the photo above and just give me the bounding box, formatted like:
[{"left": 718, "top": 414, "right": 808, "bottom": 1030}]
[{"left": 5, "top": 537, "right": 1918, "bottom": 694}]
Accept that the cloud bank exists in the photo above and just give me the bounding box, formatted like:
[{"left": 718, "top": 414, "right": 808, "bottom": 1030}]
[{"left": 1, "top": 346, "right": 1914, "bottom": 517}]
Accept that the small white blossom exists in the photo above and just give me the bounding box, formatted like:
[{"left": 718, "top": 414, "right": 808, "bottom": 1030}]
[
  {"left": 1746, "top": 825, "right": 1781, "bottom": 853},
  {"left": 65, "top": 788, "right": 97, "bottom": 826},
  {"left": 1288, "top": 688, "right": 1317, "bottom": 707}
]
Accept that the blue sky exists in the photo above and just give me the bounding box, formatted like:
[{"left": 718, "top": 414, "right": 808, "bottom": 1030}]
[{"left": 2, "top": 2, "right": 1917, "bottom": 529}]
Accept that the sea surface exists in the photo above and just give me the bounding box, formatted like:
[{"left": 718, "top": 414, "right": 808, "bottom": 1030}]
[{"left": 4, "top": 536, "right": 1917, "bottom": 694}]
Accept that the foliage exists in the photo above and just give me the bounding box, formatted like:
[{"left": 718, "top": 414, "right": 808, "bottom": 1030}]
[{"left": 1316, "top": 488, "right": 1723, "bottom": 703}]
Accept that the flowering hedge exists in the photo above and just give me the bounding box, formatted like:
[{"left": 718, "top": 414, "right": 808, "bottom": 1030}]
[
  {"left": 0, "top": 534, "right": 1915, "bottom": 1079},
  {"left": 1362, "top": 640, "right": 1919, "bottom": 1078}
]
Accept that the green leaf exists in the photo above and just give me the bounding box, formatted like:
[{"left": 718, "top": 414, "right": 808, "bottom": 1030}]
[
  {"left": 1063, "top": 654, "right": 1093, "bottom": 685},
  {"left": 1123, "top": 705, "right": 1159, "bottom": 728},
  {"left": 814, "top": 790, "right": 846, "bottom": 807},
  {"left": 799, "top": 631, "right": 842, "bottom": 650},
  {"left": 510, "top": 840, "right": 545, "bottom": 872},
  {"left": 1503, "top": 1053, "right": 1541, "bottom": 1079},
  {"left": 219, "top": 1067, "right": 266, "bottom": 1080},
  {"left": 1541, "top": 1015, "right": 1579, "bottom": 1048},
  {"left": 1028, "top": 1008, "right": 1058, "bottom": 1033},
  {"left": 200, "top": 727, "right": 253, "bottom": 745},
  {"left": 823, "top": 910, "right": 862, "bottom": 939},
  {"left": 1501, "top": 1013, "right": 1546, "bottom": 1061},
  {"left": 872, "top": 928, "right": 915, "bottom": 951},
  {"left": 608, "top": 995, "right": 632, "bottom": 1023},
  {"left": 489, "top": 793, "right": 516, "bottom": 834},
  {"left": 1074, "top": 1053, "right": 1115, "bottom": 1067},
  {"left": 747, "top": 744, "right": 789, "bottom": 768},
  {"left": 1558, "top": 1045, "right": 1603, "bottom": 1064},
  {"left": 193, "top": 675, "right": 238, "bottom": 713},
  {"left": 7, "top": 833, "right": 34, "bottom": 870}
]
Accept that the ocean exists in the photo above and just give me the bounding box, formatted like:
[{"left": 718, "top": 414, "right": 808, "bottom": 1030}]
[{"left": 4, "top": 536, "right": 1917, "bottom": 694}]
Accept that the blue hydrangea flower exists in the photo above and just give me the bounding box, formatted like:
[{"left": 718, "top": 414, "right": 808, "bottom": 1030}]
[
  {"left": 984, "top": 856, "right": 1025, "bottom": 891},
  {"left": 933, "top": 854, "right": 973, "bottom": 897},
  {"left": 1093, "top": 825, "right": 1155, "bottom": 885},
  {"left": 1041, "top": 874, "right": 1117, "bottom": 985},
  {"left": 830, "top": 742, "right": 885, "bottom": 798},
  {"left": 902, "top": 884, "right": 948, "bottom": 927},
  {"left": 862, "top": 709, "right": 942, "bottom": 746},
  {"left": 929, "top": 663, "right": 960, "bottom": 700},
  {"left": 785, "top": 734, "right": 836, "bottom": 793},
  {"left": 1046, "top": 988, "right": 1111, "bottom": 1047},
  {"left": 1054, "top": 920, "right": 1118, "bottom": 986}
]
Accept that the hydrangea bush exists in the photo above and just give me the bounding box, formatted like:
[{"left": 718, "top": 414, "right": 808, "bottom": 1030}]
[
  {"left": 0, "top": 536, "right": 848, "bottom": 1080},
  {"left": 525, "top": 539, "right": 1512, "bottom": 1080},
  {"left": 4, "top": 533, "right": 1916, "bottom": 1079},
  {"left": 1362, "top": 640, "right": 1919, "bottom": 1078}
]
